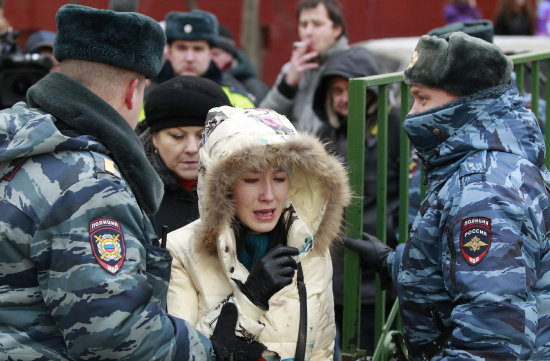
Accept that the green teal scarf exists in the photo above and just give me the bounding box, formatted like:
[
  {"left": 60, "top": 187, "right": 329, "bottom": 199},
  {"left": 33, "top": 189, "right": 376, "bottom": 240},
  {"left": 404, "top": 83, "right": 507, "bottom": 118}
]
[{"left": 239, "top": 233, "right": 270, "bottom": 271}]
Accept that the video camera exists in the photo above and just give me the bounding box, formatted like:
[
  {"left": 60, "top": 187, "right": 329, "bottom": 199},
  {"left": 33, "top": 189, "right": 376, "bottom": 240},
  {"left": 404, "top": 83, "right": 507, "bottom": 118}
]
[{"left": 0, "top": 29, "right": 52, "bottom": 109}]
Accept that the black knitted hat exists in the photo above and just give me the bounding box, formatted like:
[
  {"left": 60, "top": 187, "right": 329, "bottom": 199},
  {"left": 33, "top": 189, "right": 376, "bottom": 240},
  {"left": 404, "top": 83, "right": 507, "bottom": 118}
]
[
  {"left": 145, "top": 75, "right": 231, "bottom": 132},
  {"left": 217, "top": 24, "right": 237, "bottom": 55},
  {"left": 165, "top": 10, "right": 219, "bottom": 46},
  {"left": 404, "top": 31, "right": 513, "bottom": 96},
  {"left": 53, "top": 4, "right": 165, "bottom": 78}
]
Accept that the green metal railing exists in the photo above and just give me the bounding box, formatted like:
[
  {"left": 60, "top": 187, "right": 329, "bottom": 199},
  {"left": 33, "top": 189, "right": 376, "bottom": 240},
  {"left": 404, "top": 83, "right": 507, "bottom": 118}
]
[{"left": 342, "top": 50, "right": 550, "bottom": 360}]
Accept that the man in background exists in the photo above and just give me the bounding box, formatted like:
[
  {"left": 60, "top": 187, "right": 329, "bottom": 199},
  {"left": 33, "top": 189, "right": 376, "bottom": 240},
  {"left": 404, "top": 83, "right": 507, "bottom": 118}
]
[
  {"left": 24, "top": 30, "right": 60, "bottom": 72},
  {"left": 211, "top": 23, "right": 268, "bottom": 104},
  {"left": 152, "top": 9, "right": 254, "bottom": 108},
  {"left": 260, "top": 0, "right": 349, "bottom": 133},
  {"left": 313, "top": 46, "right": 402, "bottom": 355}
]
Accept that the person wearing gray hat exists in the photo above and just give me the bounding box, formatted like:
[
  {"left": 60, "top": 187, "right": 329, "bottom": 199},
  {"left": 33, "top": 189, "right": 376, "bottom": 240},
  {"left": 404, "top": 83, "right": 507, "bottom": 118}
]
[
  {"left": 0, "top": 4, "right": 271, "bottom": 361},
  {"left": 345, "top": 31, "right": 550, "bottom": 360},
  {"left": 24, "top": 30, "right": 60, "bottom": 73},
  {"left": 260, "top": 0, "right": 350, "bottom": 134}
]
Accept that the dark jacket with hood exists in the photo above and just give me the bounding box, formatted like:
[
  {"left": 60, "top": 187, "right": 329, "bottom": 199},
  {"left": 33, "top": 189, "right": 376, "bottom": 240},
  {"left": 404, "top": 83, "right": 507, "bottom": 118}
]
[
  {"left": 313, "top": 47, "right": 402, "bottom": 306},
  {"left": 225, "top": 49, "right": 269, "bottom": 104}
]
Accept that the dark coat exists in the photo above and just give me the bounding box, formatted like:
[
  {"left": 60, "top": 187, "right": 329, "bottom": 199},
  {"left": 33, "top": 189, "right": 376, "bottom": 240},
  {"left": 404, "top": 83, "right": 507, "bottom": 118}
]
[
  {"left": 313, "top": 47, "right": 402, "bottom": 306},
  {"left": 227, "top": 49, "right": 269, "bottom": 104}
]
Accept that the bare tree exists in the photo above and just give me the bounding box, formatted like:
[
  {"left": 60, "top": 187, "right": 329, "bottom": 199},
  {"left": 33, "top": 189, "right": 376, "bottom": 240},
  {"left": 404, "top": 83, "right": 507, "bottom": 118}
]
[
  {"left": 186, "top": 0, "right": 198, "bottom": 10},
  {"left": 0, "top": 0, "right": 9, "bottom": 34},
  {"left": 241, "top": 0, "right": 262, "bottom": 74}
]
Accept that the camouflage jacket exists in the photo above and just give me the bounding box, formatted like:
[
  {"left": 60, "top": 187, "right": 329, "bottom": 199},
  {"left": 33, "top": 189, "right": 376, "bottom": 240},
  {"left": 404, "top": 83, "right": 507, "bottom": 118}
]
[
  {"left": 0, "top": 73, "right": 213, "bottom": 360},
  {"left": 388, "top": 84, "right": 550, "bottom": 360}
]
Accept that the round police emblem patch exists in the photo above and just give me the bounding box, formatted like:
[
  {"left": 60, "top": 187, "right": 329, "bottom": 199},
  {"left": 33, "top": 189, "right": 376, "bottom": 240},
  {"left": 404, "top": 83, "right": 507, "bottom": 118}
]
[
  {"left": 460, "top": 217, "right": 491, "bottom": 265},
  {"left": 90, "top": 218, "right": 126, "bottom": 274}
]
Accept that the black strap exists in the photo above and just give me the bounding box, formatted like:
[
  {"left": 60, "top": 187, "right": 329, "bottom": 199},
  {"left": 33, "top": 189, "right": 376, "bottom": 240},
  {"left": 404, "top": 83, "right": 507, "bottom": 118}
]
[
  {"left": 160, "top": 225, "right": 168, "bottom": 249},
  {"left": 422, "top": 307, "right": 455, "bottom": 360},
  {"left": 294, "top": 264, "right": 307, "bottom": 361}
]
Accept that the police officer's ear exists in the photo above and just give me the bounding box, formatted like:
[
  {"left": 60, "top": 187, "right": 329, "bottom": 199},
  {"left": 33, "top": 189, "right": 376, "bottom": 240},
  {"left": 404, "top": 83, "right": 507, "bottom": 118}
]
[{"left": 124, "top": 78, "right": 141, "bottom": 110}]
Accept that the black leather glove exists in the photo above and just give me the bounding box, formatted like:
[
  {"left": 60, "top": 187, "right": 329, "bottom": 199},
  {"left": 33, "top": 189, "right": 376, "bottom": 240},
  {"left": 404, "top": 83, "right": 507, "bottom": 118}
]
[
  {"left": 344, "top": 233, "right": 393, "bottom": 288},
  {"left": 235, "top": 245, "right": 299, "bottom": 310},
  {"left": 211, "top": 303, "right": 278, "bottom": 361}
]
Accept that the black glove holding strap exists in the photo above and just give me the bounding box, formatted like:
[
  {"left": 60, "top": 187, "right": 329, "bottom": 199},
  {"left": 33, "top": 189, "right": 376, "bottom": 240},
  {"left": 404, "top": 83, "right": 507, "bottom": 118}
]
[
  {"left": 235, "top": 245, "right": 299, "bottom": 310},
  {"left": 344, "top": 233, "right": 393, "bottom": 288},
  {"left": 211, "top": 302, "right": 275, "bottom": 361}
]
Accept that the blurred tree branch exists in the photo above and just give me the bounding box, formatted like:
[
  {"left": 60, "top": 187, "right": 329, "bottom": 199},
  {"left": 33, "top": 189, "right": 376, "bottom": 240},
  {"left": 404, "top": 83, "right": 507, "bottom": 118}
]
[{"left": 241, "top": 0, "right": 262, "bottom": 74}]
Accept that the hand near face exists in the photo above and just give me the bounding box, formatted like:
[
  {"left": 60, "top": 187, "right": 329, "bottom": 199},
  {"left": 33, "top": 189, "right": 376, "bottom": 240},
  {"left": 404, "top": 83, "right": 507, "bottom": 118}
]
[
  {"left": 235, "top": 245, "right": 299, "bottom": 310},
  {"left": 284, "top": 41, "right": 320, "bottom": 87}
]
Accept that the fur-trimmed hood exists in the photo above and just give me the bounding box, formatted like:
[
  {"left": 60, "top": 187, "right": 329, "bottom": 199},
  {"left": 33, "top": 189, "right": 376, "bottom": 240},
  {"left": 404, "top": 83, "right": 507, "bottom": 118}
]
[{"left": 196, "top": 106, "right": 350, "bottom": 255}]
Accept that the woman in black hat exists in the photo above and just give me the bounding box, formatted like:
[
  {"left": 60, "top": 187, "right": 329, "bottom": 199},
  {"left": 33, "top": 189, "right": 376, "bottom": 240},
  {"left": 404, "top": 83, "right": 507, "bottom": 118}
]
[{"left": 140, "top": 75, "right": 231, "bottom": 233}]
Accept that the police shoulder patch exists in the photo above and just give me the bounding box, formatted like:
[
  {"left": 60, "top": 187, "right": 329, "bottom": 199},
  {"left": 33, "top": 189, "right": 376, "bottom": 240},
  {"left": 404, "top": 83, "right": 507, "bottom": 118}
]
[
  {"left": 460, "top": 217, "right": 491, "bottom": 265},
  {"left": 90, "top": 218, "right": 126, "bottom": 274}
]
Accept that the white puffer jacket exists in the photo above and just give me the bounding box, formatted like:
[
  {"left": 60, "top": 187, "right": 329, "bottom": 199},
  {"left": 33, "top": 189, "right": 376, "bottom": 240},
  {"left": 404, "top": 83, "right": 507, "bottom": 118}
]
[{"left": 167, "top": 106, "right": 350, "bottom": 360}]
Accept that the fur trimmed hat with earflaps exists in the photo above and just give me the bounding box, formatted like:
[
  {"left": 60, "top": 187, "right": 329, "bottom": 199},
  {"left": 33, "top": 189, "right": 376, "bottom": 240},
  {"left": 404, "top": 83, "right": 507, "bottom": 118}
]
[
  {"left": 53, "top": 4, "right": 165, "bottom": 78},
  {"left": 165, "top": 10, "right": 219, "bottom": 46},
  {"left": 404, "top": 31, "right": 513, "bottom": 96},
  {"left": 195, "top": 106, "right": 351, "bottom": 255}
]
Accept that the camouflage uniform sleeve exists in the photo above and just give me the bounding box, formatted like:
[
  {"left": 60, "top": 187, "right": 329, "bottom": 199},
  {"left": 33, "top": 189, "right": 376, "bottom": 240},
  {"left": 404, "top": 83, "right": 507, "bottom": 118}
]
[
  {"left": 34, "top": 176, "right": 213, "bottom": 360},
  {"left": 437, "top": 173, "right": 541, "bottom": 360}
]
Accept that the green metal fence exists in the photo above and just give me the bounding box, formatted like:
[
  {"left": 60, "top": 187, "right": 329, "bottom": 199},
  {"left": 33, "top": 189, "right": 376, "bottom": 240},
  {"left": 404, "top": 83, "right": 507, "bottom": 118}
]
[{"left": 341, "top": 50, "right": 550, "bottom": 361}]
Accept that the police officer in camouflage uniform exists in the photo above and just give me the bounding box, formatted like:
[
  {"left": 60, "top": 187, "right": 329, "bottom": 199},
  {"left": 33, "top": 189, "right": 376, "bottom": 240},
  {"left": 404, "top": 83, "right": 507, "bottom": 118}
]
[
  {"left": 345, "top": 32, "right": 550, "bottom": 360},
  {"left": 0, "top": 5, "right": 269, "bottom": 361}
]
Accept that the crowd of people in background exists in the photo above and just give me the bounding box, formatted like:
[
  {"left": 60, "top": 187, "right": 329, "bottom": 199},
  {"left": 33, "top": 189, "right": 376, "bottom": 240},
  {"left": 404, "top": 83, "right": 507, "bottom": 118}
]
[
  {"left": 443, "top": 0, "right": 550, "bottom": 36},
  {"left": 1, "top": 0, "right": 550, "bottom": 360}
]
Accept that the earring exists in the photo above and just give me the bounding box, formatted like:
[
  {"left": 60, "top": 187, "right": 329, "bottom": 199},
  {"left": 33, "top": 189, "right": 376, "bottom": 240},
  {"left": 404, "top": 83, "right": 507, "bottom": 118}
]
[{"left": 154, "top": 148, "right": 158, "bottom": 154}]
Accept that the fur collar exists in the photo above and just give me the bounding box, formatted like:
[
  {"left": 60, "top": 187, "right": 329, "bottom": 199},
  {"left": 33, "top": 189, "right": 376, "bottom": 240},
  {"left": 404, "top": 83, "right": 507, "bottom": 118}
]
[{"left": 27, "top": 72, "right": 163, "bottom": 215}]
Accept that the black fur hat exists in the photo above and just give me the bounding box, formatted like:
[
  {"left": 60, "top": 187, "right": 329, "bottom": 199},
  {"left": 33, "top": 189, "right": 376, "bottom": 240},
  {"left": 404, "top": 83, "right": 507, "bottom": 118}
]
[
  {"left": 404, "top": 31, "right": 513, "bottom": 96},
  {"left": 165, "top": 10, "right": 219, "bottom": 46},
  {"left": 145, "top": 76, "right": 231, "bottom": 132},
  {"left": 53, "top": 4, "right": 165, "bottom": 78}
]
